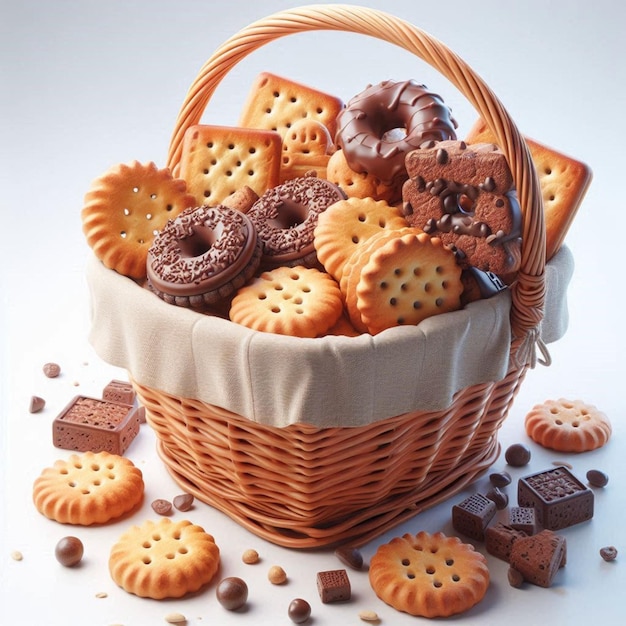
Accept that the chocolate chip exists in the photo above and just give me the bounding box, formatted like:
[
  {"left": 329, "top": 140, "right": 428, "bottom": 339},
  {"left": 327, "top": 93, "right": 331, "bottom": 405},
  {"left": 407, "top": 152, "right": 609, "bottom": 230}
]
[
  {"left": 29, "top": 396, "right": 46, "bottom": 413},
  {"left": 505, "top": 443, "right": 531, "bottom": 466},
  {"left": 489, "top": 470, "right": 512, "bottom": 488},
  {"left": 587, "top": 469, "right": 609, "bottom": 488},
  {"left": 507, "top": 566, "right": 524, "bottom": 588},
  {"left": 173, "top": 493, "right": 194, "bottom": 511},
  {"left": 288, "top": 598, "right": 312, "bottom": 624},
  {"left": 600, "top": 546, "right": 618, "bottom": 562},
  {"left": 216, "top": 577, "right": 248, "bottom": 610},
  {"left": 486, "top": 487, "right": 509, "bottom": 510},
  {"left": 43, "top": 362, "right": 61, "bottom": 378},
  {"left": 151, "top": 499, "right": 172, "bottom": 515},
  {"left": 436, "top": 148, "right": 449, "bottom": 164},
  {"left": 55, "top": 536, "right": 84, "bottom": 567},
  {"left": 334, "top": 545, "right": 364, "bottom": 570}
]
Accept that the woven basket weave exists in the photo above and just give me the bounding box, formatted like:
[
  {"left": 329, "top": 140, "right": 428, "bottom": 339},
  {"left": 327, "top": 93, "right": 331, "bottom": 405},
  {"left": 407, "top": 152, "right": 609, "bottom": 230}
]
[{"left": 130, "top": 4, "right": 547, "bottom": 548}]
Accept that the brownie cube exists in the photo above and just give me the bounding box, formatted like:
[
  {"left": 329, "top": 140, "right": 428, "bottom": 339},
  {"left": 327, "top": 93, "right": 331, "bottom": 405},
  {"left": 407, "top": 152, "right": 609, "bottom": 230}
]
[
  {"left": 485, "top": 522, "right": 528, "bottom": 562},
  {"left": 102, "top": 379, "right": 136, "bottom": 405},
  {"left": 452, "top": 493, "right": 496, "bottom": 541},
  {"left": 510, "top": 530, "right": 567, "bottom": 587},
  {"left": 52, "top": 395, "right": 140, "bottom": 455},
  {"left": 517, "top": 466, "right": 593, "bottom": 531},
  {"left": 509, "top": 506, "right": 539, "bottom": 535},
  {"left": 316, "top": 569, "right": 351, "bottom": 603}
]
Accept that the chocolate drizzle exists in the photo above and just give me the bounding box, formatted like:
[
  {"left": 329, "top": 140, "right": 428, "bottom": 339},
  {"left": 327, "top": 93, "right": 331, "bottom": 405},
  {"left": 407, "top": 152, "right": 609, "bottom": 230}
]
[{"left": 336, "top": 80, "right": 458, "bottom": 184}]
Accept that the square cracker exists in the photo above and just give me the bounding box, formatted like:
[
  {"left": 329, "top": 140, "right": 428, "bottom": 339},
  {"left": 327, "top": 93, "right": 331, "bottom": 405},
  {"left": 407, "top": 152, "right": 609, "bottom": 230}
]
[
  {"left": 238, "top": 72, "right": 344, "bottom": 139},
  {"left": 180, "top": 124, "right": 282, "bottom": 206},
  {"left": 465, "top": 118, "right": 592, "bottom": 260}
]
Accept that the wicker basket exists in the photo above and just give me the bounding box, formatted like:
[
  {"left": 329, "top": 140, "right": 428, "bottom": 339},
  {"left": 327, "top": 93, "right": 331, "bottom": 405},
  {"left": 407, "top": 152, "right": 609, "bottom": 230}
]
[{"left": 92, "top": 5, "right": 553, "bottom": 548}]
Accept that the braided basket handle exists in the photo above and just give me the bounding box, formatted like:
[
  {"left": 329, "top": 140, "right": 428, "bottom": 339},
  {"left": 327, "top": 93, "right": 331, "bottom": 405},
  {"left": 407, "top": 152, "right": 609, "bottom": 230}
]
[{"left": 166, "top": 4, "right": 546, "bottom": 366}]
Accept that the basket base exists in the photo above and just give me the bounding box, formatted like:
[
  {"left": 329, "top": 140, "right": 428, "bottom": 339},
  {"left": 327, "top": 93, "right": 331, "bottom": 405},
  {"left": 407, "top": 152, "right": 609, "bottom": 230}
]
[{"left": 155, "top": 436, "right": 500, "bottom": 549}]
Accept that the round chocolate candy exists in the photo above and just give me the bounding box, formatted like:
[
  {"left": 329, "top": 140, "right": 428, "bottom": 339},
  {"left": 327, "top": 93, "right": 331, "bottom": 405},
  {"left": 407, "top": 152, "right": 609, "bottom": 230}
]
[
  {"left": 288, "top": 598, "right": 311, "bottom": 623},
  {"left": 486, "top": 487, "right": 509, "bottom": 510},
  {"left": 334, "top": 545, "right": 364, "bottom": 570},
  {"left": 55, "top": 536, "right": 84, "bottom": 567},
  {"left": 489, "top": 470, "right": 512, "bottom": 488},
  {"left": 505, "top": 443, "right": 531, "bottom": 467},
  {"left": 216, "top": 577, "right": 248, "bottom": 610},
  {"left": 587, "top": 469, "right": 609, "bottom": 488},
  {"left": 600, "top": 546, "right": 618, "bottom": 562}
]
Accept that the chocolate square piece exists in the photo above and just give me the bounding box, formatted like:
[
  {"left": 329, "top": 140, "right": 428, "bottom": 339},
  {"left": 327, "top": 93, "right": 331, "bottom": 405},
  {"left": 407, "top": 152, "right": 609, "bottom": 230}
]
[
  {"left": 509, "top": 530, "right": 567, "bottom": 587},
  {"left": 316, "top": 569, "right": 351, "bottom": 603},
  {"left": 452, "top": 493, "right": 497, "bottom": 541},
  {"left": 509, "top": 506, "right": 539, "bottom": 535},
  {"left": 517, "top": 466, "right": 593, "bottom": 530},
  {"left": 52, "top": 395, "right": 140, "bottom": 455},
  {"left": 102, "top": 379, "right": 136, "bottom": 405},
  {"left": 485, "top": 522, "right": 528, "bottom": 562}
]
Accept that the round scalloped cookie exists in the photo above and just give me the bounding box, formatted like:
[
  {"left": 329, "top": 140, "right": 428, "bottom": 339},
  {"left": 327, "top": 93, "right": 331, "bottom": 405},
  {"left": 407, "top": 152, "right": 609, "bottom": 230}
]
[
  {"left": 525, "top": 398, "right": 612, "bottom": 452},
  {"left": 82, "top": 161, "right": 195, "bottom": 279},
  {"left": 229, "top": 265, "right": 343, "bottom": 338},
  {"left": 32, "top": 451, "right": 144, "bottom": 525},
  {"left": 313, "top": 196, "right": 408, "bottom": 281},
  {"left": 109, "top": 518, "right": 220, "bottom": 599},
  {"left": 369, "top": 531, "right": 489, "bottom": 618}
]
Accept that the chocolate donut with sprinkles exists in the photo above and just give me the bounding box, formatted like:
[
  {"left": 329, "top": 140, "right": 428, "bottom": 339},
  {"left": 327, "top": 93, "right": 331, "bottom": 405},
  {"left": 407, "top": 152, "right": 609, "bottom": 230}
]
[
  {"left": 335, "top": 79, "right": 458, "bottom": 185},
  {"left": 146, "top": 204, "right": 261, "bottom": 308},
  {"left": 247, "top": 173, "right": 346, "bottom": 269}
]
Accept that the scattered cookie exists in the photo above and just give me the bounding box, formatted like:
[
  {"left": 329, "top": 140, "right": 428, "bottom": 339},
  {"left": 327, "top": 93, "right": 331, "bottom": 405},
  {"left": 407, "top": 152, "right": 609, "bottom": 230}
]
[
  {"left": 229, "top": 266, "right": 343, "bottom": 337},
  {"left": 179, "top": 124, "right": 282, "bottom": 205},
  {"left": 33, "top": 451, "right": 144, "bottom": 525},
  {"left": 369, "top": 531, "right": 489, "bottom": 618},
  {"left": 82, "top": 161, "right": 195, "bottom": 279},
  {"left": 109, "top": 518, "right": 220, "bottom": 599},
  {"left": 525, "top": 398, "right": 612, "bottom": 452}
]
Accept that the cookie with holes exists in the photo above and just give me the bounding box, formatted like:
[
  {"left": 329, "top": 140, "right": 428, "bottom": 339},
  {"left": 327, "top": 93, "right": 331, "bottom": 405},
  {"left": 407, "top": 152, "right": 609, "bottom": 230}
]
[
  {"left": 525, "top": 398, "right": 612, "bottom": 452},
  {"left": 402, "top": 140, "right": 522, "bottom": 275},
  {"left": 229, "top": 265, "right": 343, "bottom": 338},
  {"left": 32, "top": 451, "right": 144, "bottom": 525},
  {"left": 82, "top": 161, "right": 195, "bottom": 279},
  {"left": 369, "top": 531, "right": 490, "bottom": 618},
  {"left": 109, "top": 518, "right": 220, "bottom": 599}
]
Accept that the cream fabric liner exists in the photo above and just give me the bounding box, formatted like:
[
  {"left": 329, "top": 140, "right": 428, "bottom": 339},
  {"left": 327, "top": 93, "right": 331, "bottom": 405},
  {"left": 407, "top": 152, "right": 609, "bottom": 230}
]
[{"left": 87, "top": 246, "right": 573, "bottom": 428}]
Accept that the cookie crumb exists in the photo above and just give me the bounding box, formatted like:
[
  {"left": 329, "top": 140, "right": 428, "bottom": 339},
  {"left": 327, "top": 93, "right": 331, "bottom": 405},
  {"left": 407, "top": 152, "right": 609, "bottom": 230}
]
[
  {"left": 268, "top": 565, "right": 287, "bottom": 584},
  {"left": 11, "top": 550, "right": 23, "bottom": 561}
]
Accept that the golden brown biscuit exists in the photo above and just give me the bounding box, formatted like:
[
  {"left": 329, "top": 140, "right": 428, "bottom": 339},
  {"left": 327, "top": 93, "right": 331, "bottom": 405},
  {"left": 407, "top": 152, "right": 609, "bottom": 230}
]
[
  {"left": 280, "top": 119, "right": 333, "bottom": 182},
  {"left": 109, "top": 518, "right": 220, "bottom": 599},
  {"left": 179, "top": 124, "right": 282, "bottom": 205},
  {"left": 239, "top": 72, "right": 343, "bottom": 140},
  {"left": 32, "top": 451, "right": 144, "bottom": 525},
  {"left": 82, "top": 161, "right": 195, "bottom": 279},
  {"left": 229, "top": 265, "right": 343, "bottom": 337},
  {"left": 314, "top": 196, "right": 408, "bottom": 281},
  {"left": 465, "top": 118, "right": 592, "bottom": 260},
  {"left": 525, "top": 398, "right": 612, "bottom": 452},
  {"left": 369, "top": 531, "right": 490, "bottom": 618},
  {"left": 350, "top": 230, "right": 463, "bottom": 335},
  {"left": 326, "top": 149, "right": 396, "bottom": 202}
]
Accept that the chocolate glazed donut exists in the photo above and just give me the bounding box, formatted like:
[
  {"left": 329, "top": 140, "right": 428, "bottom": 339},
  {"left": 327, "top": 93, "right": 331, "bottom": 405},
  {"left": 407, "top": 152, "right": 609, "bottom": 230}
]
[{"left": 335, "top": 79, "right": 458, "bottom": 184}]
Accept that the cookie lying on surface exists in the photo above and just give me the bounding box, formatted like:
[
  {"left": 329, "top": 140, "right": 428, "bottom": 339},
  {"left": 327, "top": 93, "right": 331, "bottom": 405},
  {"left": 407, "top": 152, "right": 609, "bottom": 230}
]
[
  {"left": 109, "top": 518, "right": 220, "bottom": 599},
  {"left": 369, "top": 530, "right": 489, "bottom": 618},
  {"left": 32, "top": 451, "right": 144, "bottom": 525}
]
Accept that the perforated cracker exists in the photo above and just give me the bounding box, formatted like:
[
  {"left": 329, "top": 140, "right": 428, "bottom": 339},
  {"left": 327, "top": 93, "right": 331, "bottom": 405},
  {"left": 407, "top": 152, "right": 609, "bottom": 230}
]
[
  {"left": 465, "top": 118, "right": 592, "bottom": 260},
  {"left": 280, "top": 119, "right": 333, "bottom": 182},
  {"left": 179, "top": 124, "right": 282, "bottom": 206},
  {"left": 239, "top": 72, "right": 343, "bottom": 139}
]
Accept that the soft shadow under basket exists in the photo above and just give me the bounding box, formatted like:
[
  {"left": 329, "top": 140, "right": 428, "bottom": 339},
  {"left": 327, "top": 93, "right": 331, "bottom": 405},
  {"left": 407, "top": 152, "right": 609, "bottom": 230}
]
[{"left": 87, "top": 5, "right": 572, "bottom": 548}]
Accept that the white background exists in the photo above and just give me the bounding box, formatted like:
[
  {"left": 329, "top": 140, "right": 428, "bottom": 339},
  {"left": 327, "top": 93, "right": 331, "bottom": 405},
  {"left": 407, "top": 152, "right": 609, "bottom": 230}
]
[{"left": 1, "top": 1, "right": 625, "bottom": 624}]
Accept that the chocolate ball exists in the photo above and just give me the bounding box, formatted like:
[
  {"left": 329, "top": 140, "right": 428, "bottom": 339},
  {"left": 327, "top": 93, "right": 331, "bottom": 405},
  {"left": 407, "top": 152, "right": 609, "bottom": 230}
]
[
  {"left": 216, "top": 577, "right": 248, "bottom": 610},
  {"left": 288, "top": 598, "right": 311, "bottom": 623},
  {"left": 55, "top": 536, "right": 84, "bottom": 567},
  {"left": 505, "top": 443, "right": 531, "bottom": 467},
  {"left": 587, "top": 469, "right": 609, "bottom": 488}
]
